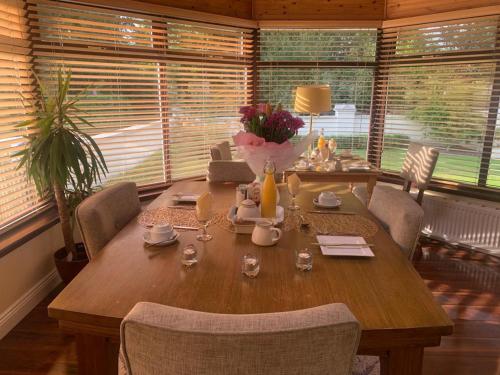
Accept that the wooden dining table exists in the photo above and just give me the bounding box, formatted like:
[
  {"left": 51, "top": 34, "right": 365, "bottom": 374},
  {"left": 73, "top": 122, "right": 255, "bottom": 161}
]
[{"left": 48, "top": 181, "right": 452, "bottom": 375}]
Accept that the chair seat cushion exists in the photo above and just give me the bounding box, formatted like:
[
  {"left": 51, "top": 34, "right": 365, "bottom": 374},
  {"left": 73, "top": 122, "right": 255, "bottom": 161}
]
[{"left": 352, "top": 356, "right": 380, "bottom": 375}]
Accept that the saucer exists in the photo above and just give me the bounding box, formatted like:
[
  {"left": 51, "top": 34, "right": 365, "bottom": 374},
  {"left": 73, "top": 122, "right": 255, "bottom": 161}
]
[
  {"left": 313, "top": 198, "right": 342, "bottom": 208},
  {"left": 143, "top": 230, "right": 179, "bottom": 246}
]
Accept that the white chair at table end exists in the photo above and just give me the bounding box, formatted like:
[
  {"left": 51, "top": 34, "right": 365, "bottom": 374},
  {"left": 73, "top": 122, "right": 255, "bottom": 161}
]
[
  {"left": 207, "top": 140, "right": 255, "bottom": 183},
  {"left": 119, "top": 302, "right": 380, "bottom": 375}
]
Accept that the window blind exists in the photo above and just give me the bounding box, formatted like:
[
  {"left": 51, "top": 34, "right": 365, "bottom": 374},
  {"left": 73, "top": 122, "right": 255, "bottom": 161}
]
[
  {"left": 28, "top": 0, "right": 167, "bottom": 187},
  {"left": 371, "top": 16, "right": 500, "bottom": 189},
  {"left": 0, "top": 0, "right": 41, "bottom": 229},
  {"left": 28, "top": 0, "right": 252, "bottom": 186},
  {"left": 164, "top": 19, "right": 253, "bottom": 180},
  {"left": 257, "top": 29, "right": 377, "bottom": 155}
]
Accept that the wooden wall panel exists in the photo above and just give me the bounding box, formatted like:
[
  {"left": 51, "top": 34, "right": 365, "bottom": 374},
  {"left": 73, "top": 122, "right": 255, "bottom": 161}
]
[
  {"left": 386, "top": 0, "right": 500, "bottom": 19},
  {"left": 253, "top": 0, "right": 385, "bottom": 20},
  {"left": 136, "top": 0, "right": 253, "bottom": 19}
]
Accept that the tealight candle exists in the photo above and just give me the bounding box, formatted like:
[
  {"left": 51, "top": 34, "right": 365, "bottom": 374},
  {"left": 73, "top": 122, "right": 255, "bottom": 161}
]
[
  {"left": 242, "top": 254, "right": 260, "bottom": 278},
  {"left": 181, "top": 244, "right": 198, "bottom": 267},
  {"left": 295, "top": 248, "right": 313, "bottom": 271}
]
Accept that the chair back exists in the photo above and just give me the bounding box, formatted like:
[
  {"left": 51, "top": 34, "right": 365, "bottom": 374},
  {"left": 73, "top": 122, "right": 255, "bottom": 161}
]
[
  {"left": 76, "top": 182, "right": 141, "bottom": 259},
  {"left": 119, "top": 302, "right": 360, "bottom": 375},
  {"left": 368, "top": 185, "right": 424, "bottom": 259},
  {"left": 400, "top": 142, "right": 439, "bottom": 203},
  {"left": 207, "top": 160, "right": 255, "bottom": 183},
  {"left": 210, "top": 141, "right": 232, "bottom": 161}
]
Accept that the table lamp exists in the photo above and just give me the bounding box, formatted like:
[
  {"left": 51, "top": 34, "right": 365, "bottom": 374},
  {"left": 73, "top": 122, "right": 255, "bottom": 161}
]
[{"left": 294, "top": 85, "right": 332, "bottom": 156}]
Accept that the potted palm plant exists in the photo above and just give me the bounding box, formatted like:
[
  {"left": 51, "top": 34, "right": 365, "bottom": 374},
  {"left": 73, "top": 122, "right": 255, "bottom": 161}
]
[{"left": 16, "top": 69, "right": 107, "bottom": 283}]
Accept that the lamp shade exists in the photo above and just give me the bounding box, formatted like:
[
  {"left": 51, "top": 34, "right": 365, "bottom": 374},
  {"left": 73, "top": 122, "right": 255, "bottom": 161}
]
[{"left": 294, "top": 85, "right": 332, "bottom": 114}]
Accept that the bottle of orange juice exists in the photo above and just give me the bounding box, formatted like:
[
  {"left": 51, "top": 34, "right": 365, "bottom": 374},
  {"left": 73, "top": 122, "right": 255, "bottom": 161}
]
[
  {"left": 260, "top": 160, "right": 277, "bottom": 218},
  {"left": 317, "top": 128, "right": 326, "bottom": 150}
]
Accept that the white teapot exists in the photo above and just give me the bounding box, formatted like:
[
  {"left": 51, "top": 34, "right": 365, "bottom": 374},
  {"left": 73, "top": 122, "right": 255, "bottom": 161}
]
[
  {"left": 251, "top": 220, "right": 282, "bottom": 246},
  {"left": 237, "top": 199, "right": 260, "bottom": 220}
]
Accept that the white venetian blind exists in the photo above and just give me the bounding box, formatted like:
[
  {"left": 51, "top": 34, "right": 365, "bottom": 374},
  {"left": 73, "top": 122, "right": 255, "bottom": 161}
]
[
  {"left": 28, "top": 0, "right": 166, "bottom": 186},
  {"left": 372, "top": 16, "right": 500, "bottom": 189},
  {"left": 257, "top": 29, "right": 377, "bottom": 155},
  {"left": 164, "top": 19, "right": 253, "bottom": 179},
  {"left": 27, "top": 0, "right": 253, "bottom": 186},
  {"left": 0, "top": 0, "right": 41, "bottom": 229}
]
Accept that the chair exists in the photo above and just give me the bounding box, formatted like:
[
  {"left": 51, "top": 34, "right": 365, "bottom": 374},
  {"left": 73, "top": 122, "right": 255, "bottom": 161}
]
[
  {"left": 76, "top": 182, "right": 141, "bottom": 259},
  {"left": 119, "top": 302, "right": 377, "bottom": 375},
  {"left": 207, "top": 141, "right": 255, "bottom": 183},
  {"left": 354, "top": 142, "right": 439, "bottom": 205},
  {"left": 368, "top": 184, "right": 425, "bottom": 259}
]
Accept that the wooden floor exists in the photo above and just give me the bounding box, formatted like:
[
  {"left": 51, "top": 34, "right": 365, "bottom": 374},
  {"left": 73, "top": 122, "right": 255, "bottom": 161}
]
[{"left": 0, "top": 240, "right": 498, "bottom": 375}]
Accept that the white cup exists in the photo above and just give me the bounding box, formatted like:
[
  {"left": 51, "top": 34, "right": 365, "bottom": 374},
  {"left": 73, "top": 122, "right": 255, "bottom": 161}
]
[
  {"left": 149, "top": 223, "right": 174, "bottom": 242},
  {"left": 318, "top": 191, "right": 338, "bottom": 206}
]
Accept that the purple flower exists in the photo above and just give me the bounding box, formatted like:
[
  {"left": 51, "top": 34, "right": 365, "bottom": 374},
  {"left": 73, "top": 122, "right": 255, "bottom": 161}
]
[{"left": 239, "top": 106, "right": 257, "bottom": 124}]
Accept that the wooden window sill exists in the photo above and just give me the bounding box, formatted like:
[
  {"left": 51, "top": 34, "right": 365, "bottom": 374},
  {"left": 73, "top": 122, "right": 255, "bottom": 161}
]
[
  {"left": 379, "top": 173, "right": 500, "bottom": 203},
  {"left": 0, "top": 205, "right": 60, "bottom": 259}
]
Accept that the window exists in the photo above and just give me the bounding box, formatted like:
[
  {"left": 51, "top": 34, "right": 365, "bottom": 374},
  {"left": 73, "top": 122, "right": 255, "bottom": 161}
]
[
  {"left": 0, "top": 0, "right": 41, "bottom": 228},
  {"left": 28, "top": 0, "right": 252, "bottom": 186},
  {"left": 257, "top": 29, "right": 378, "bottom": 155},
  {"left": 164, "top": 19, "right": 253, "bottom": 180},
  {"left": 371, "top": 16, "right": 500, "bottom": 189}
]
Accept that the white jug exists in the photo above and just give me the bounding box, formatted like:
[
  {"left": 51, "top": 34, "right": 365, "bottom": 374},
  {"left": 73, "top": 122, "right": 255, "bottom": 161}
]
[{"left": 251, "top": 220, "right": 282, "bottom": 247}]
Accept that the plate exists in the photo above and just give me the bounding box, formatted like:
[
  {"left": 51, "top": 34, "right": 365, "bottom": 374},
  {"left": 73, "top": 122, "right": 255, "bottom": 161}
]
[
  {"left": 172, "top": 193, "right": 199, "bottom": 203},
  {"left": 294, "top": 165, "right": 311, "bottom": 171},
  {"left": 313, "top": 198, "right": 342, "bottom": 208},
  {"left": 143, "top": 231, "right": 179, "bottom": 246},
  {"left": 317, "top": 235, "right": 374, "bottom": 257}
]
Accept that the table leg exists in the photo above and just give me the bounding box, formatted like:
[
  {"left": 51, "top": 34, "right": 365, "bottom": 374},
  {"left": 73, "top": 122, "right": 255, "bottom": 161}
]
[
  {"left": 76, "top": 333, "right": 119, "bottom": 375},
  {"left": 366, "top": 176, "right": 377, "bottom": 204},
  {"left": 381, "top": 347, "right": 424, "bottom": 375}
]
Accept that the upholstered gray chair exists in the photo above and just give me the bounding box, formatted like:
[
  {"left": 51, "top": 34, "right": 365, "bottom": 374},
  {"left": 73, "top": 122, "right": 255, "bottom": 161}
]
[
  {"left": 207, "top": 141, "right": 255, "bottom": 183},
  {"left": 368, "top": 184, "right": 425, "bottom": 259},
  {"left": 354, "top": 142, "right": 439, "bottom": 205},
  {"left": 118, "top": 302, "right": 377, "bottom": 375},
  {"left": 76, "top": 182, "right": 141, "bottom": 259}
]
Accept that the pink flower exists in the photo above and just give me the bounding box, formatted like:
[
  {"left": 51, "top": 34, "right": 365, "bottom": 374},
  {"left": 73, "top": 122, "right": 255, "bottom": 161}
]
[{"left": 233, "top": 131, "right": 265, "bottom": 146}]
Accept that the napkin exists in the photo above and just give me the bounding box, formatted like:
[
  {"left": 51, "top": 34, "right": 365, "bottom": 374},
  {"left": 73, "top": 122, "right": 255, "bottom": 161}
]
[
  {"left": 287, "top": 173, "right": 301, "bottom": 195},
  {"left": 196, "top": 192, "right": 212, "bottom": 221},
  {"left": 317, "top": 235, "right": 374, "bottom": 257}
]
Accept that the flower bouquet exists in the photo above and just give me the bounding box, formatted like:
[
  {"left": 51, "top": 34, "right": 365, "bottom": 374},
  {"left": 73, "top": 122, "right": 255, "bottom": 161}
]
[{"left": 233, "top": 103, "right": 315, "bottom": 178}]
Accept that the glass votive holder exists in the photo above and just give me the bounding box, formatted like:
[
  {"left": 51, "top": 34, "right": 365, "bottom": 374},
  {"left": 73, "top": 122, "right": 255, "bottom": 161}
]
[
  {"left": 181, "top": 244, "right": 198, "bottom": 267},
  {"left": 295, "top": 248, "right": 313, "bottom": 271},
  {"left": 241, "top": 253, "right": 260, "bottom": 278}
]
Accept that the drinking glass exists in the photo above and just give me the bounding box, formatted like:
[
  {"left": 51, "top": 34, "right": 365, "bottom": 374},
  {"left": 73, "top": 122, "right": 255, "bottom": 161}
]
[
  {"left": 287, "top": 180, "right": 300, "bottom": 211},
  {"left": 295, "top": 248, "right": 313, "bottom": 271},
  {"left": 196, "top": 202, "right": 212, "bottom": 242},
  {"left": 241, "top": 254, "right": 260, "bottom": 278},
  {"left": 181, "top": 244, "right": 198, "bottom": 267}
]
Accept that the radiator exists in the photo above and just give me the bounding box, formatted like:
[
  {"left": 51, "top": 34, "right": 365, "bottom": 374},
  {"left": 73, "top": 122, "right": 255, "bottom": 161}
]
[{"left": 421, "top": 194, "right": 500, "bottom": 254}]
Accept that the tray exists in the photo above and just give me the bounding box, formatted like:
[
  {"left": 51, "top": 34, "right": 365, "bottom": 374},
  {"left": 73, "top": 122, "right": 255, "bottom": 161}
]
[{"left": 227, "top": 206, "right": 284, "bottom": 234}]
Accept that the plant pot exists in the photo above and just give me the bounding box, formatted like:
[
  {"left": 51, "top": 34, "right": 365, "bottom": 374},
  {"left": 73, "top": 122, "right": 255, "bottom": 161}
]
[{"left": 54, "top": 243, "right": 88, "bottom": 285}]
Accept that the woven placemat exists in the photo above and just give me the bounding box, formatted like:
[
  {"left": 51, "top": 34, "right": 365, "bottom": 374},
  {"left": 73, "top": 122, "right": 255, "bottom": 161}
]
[
  {"left": 211, "top": 209, "right": 378, "bottom": 238},
  {"left": 138, "top": 207, "right": 199, "bottom": 228},
  {"left": 299, "top": 212, "right": 379, "bottom": 238}
]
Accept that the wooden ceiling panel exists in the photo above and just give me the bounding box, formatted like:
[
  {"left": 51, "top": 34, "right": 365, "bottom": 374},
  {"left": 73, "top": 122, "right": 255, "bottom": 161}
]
[
  {"left": 135, "top": 0, "right": 253, "bottom": 19},
  {"left": 386, "top": 0, "right": 500, "bottom": 19},
  {"left": 253, "top": 0, "right": 385, "bottom": 20}
]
